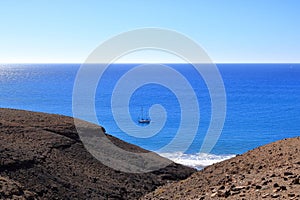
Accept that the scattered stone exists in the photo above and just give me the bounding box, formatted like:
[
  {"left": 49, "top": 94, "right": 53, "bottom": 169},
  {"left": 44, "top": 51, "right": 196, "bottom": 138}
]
[
  {"left": 217, "top": 189, "right": 230, "bottom": 198},
  {"left": 262, "top": 193, "right": 269, "bottom": 198},
  {"left": 292, "top": 177, "right": 300, "bottom": 185},
  {"left": 218, "top": 185, "right": 225, "bottom": 190},
  {"left": 273, "top": 183, "right": 280, "bottom": 187},
  {"left": 232, "top": 185, "right": 245, "bottom": 191},
  {"left": 261, "top": 185, "right": 270, "bottom": 190},
  {"left": 280, "top": 185, "right": 287, "bottom": 190},
  {"left": 273, "top": 188, "right": 280, "bottom": 193},
  {"left": 284, "top": 172, "right": 293, "bottom": 176},
  {"left": 255, "top": 185, "right": 262, "bottom": 189},
  {"left": 210, "top": 192, "right": 217, "bottom": 198},
  {"left": 271, "top": 193, "right": 280, "bottom": 198},
  {"left": 230, "top": 190, "right": 240, "bottom": 195},
  {"left": 262, "top": 180, "right": 269, "bottom": 185},
  {"left": 288, "top": 193, "right": 295, "bottom": 197}
]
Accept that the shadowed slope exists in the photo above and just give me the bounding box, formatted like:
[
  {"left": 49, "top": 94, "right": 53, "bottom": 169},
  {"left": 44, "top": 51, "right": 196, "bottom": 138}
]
[{"left": 0, "top": 108, "right": 196, "bottom": 199}]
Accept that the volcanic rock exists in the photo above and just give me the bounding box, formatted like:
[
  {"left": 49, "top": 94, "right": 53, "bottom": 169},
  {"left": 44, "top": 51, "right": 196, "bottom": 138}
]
[
  {"left": 0, "top": 108, "right": 196, "bottom": 199},
  {"left": 142, "top": 137, "right": 300, "bottom": 199}
]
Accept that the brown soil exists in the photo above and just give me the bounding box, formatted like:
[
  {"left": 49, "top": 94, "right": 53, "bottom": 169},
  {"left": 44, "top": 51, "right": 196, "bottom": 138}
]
[
  {"left": 0, "top": 176, "right": 36, "bottom": 199},
  {"left": 0, "top": 108, "right": 196, "bottom": 200},
  {"left": 142, "top": 137, "right": 300, "bottom": 200}
]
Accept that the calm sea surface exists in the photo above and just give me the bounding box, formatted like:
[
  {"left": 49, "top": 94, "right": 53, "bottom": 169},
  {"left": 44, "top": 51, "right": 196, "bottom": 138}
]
[{"left": 1, "top": 63, "right": 299, "bottom": 168}]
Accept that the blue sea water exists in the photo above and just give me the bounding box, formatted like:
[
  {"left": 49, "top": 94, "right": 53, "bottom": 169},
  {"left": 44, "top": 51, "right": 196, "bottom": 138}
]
[{"left": 1, "top": 63, "right": 299, "bottom": 168}]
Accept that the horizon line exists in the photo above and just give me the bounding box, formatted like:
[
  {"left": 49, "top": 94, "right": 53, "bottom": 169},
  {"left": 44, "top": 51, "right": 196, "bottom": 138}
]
[{"left": 1, "top": 62, "right": 300, "bottom": 65}]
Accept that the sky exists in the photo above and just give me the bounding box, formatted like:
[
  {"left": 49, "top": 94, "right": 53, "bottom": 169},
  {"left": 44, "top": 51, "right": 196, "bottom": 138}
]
[{"left": 0, "top": 0, "right": 299, "bottom": 63}]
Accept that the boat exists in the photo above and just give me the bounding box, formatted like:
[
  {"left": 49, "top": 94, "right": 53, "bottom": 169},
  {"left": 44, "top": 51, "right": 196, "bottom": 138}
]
[
  {"left": 138, "top": 107, "right": 151, "bottom": 124},
  {"left": 138, "top": 118, "right": 151, "bottom": 124}
]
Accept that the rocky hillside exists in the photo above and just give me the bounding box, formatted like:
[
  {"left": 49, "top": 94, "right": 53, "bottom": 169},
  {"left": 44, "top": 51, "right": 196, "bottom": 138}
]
[
  {"left": 142, "top": 137, "right": 300, "bottom": 200},
  {"left": 0, "top": 176, "right": 36, "bottom": 199},
  {"left": 0, "top": 108, "right": 196, "bottom": 199}
]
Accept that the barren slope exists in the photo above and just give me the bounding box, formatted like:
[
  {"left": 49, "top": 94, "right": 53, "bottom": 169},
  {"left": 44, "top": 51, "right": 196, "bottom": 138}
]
[
  {"left": 0, "top": 108, "right": 195, "bottom": 199},
  {"left": 142, "top": 137, "right": 300, "bottom": 200}
]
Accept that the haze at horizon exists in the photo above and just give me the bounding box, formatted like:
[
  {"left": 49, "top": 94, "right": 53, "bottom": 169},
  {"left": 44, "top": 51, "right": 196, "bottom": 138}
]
[{"left": 0, "top": 0, "right": 299, "bottom": 64}]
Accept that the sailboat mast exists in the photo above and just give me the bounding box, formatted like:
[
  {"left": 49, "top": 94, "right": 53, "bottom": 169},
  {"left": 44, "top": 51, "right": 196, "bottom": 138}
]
[
  {"left": 138, "top": 106, "right": 151, "bottom": 124},
  {"left": 140, "top": 107, "right": 144, "bottom": 119}
]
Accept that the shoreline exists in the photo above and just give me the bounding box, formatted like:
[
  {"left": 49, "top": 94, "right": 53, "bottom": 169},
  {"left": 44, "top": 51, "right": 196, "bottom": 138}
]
[
  {"left": 143, "top": 136, "right": 300, "bottom": 199},
  {"left": 1, "top": 108, "right": 299, "bottom": 199},
  {"left": 0, "top": 108, "right": 195, "bottom": 199}
]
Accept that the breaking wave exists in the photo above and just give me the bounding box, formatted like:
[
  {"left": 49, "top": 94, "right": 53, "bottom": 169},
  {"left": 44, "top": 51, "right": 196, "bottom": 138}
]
[{"left": 159, "top": 152, "right": 236, "bottom": 170}]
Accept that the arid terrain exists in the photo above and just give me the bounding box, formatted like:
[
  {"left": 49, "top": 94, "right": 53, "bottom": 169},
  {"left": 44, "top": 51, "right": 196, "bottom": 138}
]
[
  {"left": 0, "top": 108, "right": 195, "bottom": 199},
  {"left": 1, "top": 108, "right": 299, "bottom": 200},
  {"left": 142, "top": 137, "right": 300, "bottom": 199}
]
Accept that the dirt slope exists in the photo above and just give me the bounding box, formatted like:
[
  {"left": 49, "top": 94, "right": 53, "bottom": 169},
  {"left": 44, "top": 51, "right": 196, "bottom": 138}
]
[
  {"left": 0, "top": 108, "right": 195, "bottom": 200},
  {"left": 142, "top": 137, "right": 300, "bottom": 200}
]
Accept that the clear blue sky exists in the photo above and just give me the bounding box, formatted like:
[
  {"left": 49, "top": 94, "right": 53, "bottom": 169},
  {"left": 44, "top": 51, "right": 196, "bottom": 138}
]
[{"left": 0, "top": 0, "right": 299, "bottom": 63}]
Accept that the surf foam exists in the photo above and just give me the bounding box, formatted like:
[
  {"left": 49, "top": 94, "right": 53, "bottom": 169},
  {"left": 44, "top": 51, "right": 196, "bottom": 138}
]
[{"left": 159, "top": 152, "right": 235, "bottom": 170}]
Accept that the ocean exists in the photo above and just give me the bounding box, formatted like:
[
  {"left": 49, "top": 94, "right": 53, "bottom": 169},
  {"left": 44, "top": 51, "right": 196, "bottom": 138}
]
[{"left": 1, "top": 63, "right": 299, "bottom": 169}]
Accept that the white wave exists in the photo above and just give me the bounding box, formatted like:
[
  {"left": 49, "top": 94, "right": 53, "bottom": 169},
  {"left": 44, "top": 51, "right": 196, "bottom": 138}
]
[{"left": 159, "top": 152, "right": 236, "bottom": 170}]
